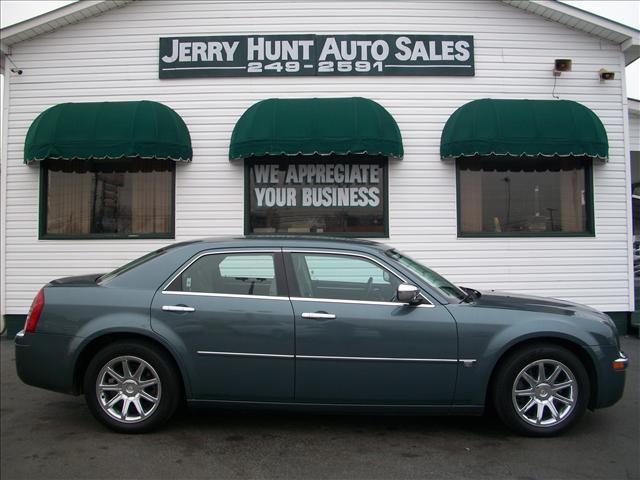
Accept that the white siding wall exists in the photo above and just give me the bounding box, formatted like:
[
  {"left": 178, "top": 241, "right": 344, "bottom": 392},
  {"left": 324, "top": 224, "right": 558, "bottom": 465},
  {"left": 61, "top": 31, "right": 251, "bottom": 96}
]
[{"left": 2, "top": 0, "right": 633, "bottom": 314}]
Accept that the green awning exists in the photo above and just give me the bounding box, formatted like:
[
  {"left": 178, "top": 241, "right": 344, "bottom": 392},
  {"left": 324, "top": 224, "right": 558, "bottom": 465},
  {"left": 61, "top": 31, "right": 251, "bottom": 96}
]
[
  {"left": 229, "top": 97, "right": 403, "bottom": 160},
  {"left": 24, "top": 101, "right": 192, "bottom": 164},
  {"left": 440, "top": 99, "right": 608, "bottom": 160}
]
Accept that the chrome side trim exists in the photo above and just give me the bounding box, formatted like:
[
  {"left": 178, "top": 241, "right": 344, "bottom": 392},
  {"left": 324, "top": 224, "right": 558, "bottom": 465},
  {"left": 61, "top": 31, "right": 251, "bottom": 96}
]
[
  {"left": 296, "top": 355, "right": 458, "bottom": 363},
  {"left": 197, "top": 351, "right": 294, "bottom": 359},
  {"left": 195, "top": 351, "right": 477, "bottom": 364},
  {"left": 163, "top": 290, "right": 421, "bottom": 306},
  {"left": 162, "top": 249, "right": 281, "bottom": 292},
  {"left": 162, "top": 291, "right": 289, "bottom": 301},
  {"left": 161, "top": 247, "right": 437, "bottom": 308},
  {"left": 290, "top": 296, "right": 435, "bottom": 308},
  {"left": 460, "top": 359, "right": 477, "bottom": 367}
]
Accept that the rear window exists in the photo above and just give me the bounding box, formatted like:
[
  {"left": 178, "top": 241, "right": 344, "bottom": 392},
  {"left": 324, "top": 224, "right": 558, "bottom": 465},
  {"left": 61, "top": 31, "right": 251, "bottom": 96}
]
[{"left": 98, "top": 249, "right": 166, "bottom": 284}]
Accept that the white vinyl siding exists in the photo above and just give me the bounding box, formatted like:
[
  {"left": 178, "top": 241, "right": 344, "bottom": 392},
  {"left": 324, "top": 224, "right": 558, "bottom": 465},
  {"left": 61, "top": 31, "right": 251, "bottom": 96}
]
[{"left": 1, "top": 0, "right": 634, "bottom": 314}]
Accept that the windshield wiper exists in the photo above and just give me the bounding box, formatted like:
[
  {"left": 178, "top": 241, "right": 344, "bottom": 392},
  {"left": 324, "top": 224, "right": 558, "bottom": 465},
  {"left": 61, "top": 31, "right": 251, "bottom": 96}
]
[{"left": 459, "top": 286, "right": 481, "bottom": 303}]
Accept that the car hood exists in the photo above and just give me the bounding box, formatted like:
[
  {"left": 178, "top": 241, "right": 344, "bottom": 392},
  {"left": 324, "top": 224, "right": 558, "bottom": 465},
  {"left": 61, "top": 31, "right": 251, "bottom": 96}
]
[
  {"left": 458, "top": 288, "right": 620, "bottom": 348},
  {"left": 469, "top": 289, "right": 603, "bottom": 318}
]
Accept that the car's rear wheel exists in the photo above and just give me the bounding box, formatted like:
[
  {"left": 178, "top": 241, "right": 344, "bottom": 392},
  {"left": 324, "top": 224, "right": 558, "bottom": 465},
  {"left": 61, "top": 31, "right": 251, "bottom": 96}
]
[
  {"left": 83, "top": 341, "right": 180, "bottom": 433},
  {"left": 492, "top": 344, "right": 590, "bottom": 436}
]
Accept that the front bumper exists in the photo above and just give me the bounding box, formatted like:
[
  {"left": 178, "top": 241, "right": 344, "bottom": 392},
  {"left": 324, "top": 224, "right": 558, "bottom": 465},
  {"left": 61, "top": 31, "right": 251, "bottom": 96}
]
[
  {"left": 15, "top": 330, "right": 78, "bottom": 395},
  {"left": 590, "top": 345, "right": 628, "bottom": 409}
]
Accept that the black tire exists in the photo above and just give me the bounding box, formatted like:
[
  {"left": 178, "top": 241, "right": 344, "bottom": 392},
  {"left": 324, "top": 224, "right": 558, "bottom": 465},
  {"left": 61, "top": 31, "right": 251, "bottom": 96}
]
[
  {"left": 83, "top": 340, "right": 181, "bottom": 433},
  {"left": 492, "top": 343, "right": 590, "bottom": 437}
]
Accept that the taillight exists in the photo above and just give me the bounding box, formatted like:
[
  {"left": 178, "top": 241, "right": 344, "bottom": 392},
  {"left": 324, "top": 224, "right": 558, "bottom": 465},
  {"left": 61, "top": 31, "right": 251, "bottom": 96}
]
[{"left": 24, "top": 288, "right": 45, "bottom": 333}]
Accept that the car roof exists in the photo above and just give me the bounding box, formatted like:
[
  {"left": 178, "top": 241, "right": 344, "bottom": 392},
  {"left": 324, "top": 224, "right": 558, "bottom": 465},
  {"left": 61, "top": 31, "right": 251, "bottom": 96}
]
[
  {"left": 169, "top": 236, "right": 392, "bottom": 253},
  {"left": 102, "top": 236, "right": 396, "bottom": 290}
]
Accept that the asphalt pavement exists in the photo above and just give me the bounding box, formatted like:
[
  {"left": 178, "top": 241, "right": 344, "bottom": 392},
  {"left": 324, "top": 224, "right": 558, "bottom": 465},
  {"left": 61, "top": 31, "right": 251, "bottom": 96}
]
[{"left": 1, "top": 336, "right": 638, "bottom": 480}]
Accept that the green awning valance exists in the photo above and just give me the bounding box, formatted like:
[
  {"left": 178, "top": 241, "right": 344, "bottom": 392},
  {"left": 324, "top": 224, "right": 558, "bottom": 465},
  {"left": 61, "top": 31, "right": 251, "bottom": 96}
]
[
  {"left": 229, "top": 97, "right": 403, "bottom": 160},
  {"left": 24, "top": 101, "right": 192, "bottom": 164},
  {"left": 440, "top": 99, "right": 608, "bottom": 160}
]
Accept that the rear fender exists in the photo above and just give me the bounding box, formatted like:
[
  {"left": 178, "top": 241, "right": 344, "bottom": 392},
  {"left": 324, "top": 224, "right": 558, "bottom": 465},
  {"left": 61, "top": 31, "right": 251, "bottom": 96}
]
[{"left": 70, "top": 325, "right": 193, "bottom": 398}]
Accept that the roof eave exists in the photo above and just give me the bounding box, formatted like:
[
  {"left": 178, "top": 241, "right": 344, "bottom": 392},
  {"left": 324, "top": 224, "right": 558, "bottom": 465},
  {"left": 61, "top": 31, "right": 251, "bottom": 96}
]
[
  {"left": 622, "top": 37, "right": 640, "bottom": 66},
  {"left": 0, "top": 0, "right": 638, "bottom": 67},
  {"left": 0, "top": 0, "right": 132, "bottom": 48},
  {"left": 503, "top": 0, "right": 640, "bottom": 65}
]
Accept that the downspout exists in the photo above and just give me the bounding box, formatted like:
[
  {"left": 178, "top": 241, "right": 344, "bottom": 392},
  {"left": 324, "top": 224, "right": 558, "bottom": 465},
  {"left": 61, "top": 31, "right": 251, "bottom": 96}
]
[
  {"left": 0, "top": 50, "right": 11, "bottom": 334},
  {"left": 619, "top": 51, "right": 636, "bottom": 315}
]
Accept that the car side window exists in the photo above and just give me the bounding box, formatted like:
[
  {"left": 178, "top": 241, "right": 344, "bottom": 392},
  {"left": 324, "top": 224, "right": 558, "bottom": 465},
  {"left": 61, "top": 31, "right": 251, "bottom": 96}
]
[
  {"left": 290, "top": 253, "right": 402, "bottom": 302},
  {"left": 167, "top": 253, "right": 279, "bottom": 296}
]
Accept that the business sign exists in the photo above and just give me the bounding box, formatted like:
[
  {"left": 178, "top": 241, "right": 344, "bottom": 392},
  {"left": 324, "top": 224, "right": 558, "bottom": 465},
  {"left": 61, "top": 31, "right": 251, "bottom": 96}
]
[
  {"left": 159, "top": 34, "right": 474, "bottom": 78},
  {"left": 251, "top": 162, "right": 382, "bottom": 209},
  {"left": 246, "top": 160, "right": 387, "bottom": 235}
]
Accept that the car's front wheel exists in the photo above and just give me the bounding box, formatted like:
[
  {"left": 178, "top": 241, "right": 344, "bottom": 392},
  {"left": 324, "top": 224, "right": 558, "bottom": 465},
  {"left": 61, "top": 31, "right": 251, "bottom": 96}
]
[
  {"left": 492, "top": 344, "right": 590, "bottom": 436},
  {"left": 83, "top": 340, "right": 181, "bottom": 433}
]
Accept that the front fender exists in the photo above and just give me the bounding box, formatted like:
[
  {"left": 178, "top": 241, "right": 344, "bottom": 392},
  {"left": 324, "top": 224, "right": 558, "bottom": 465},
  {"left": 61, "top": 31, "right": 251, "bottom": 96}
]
[{"left": 447, "top": 303, "right": 606, "bottom": 406}]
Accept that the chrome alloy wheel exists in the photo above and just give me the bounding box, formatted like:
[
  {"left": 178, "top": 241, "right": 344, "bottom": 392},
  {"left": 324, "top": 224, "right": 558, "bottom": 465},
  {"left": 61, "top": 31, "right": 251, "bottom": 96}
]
[
  {"left": 96, "top": 355, "right": 162, "bottom": 424},
  {"left": 512, "top": 359, "right": 577, "bottom": 427}
]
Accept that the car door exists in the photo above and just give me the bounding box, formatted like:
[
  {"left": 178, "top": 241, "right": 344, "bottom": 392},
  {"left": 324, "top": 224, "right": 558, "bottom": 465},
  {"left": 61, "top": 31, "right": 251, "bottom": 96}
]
[
  {"left": 151, "top": 249, "right": 295, "bottom": 401},
  {"left": 285, "top": 250, "right": 458, "bottom": 405}
]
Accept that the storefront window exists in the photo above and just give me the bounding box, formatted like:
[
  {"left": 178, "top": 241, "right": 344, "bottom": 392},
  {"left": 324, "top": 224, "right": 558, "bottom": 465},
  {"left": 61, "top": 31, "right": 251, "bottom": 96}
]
[
  {"left": 41, "top": 158, "right": 174, "bottom": 239},
  {"left": 630, "top": 152, "right": 640, "bottom": 282},
  {"left": 631, "top": 152, "right": 640, "bottom": 237},
  {"left": 457, "top": 157, "right": 593, "bottom": 236},
  {"left": 246, "top": 156, "right": 388, "bottom": 236}
]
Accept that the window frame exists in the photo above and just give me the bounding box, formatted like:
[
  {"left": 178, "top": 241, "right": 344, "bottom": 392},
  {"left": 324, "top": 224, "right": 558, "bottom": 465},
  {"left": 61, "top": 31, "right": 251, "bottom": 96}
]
[
  {"left": 283, "top": 249, "right": 434, "bottom": 307},
  {"left": 162, "top": 249, "right": 289, "bottom": 299},
  {"left": 38, "top": 159, "right": 176, "bottom": 240},
  {"left": 243, "top": 157, "right": 390, "bottom": 238},
  {"left": 455, "top": 157, "right": 596, "bottom": 238}
]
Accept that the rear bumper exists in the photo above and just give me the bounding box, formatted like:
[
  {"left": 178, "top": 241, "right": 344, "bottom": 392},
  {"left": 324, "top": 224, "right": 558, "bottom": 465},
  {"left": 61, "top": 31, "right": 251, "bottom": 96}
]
[
  {"left": 15, "top": 330, "right": 78, "bottom": 395},
  {"left": 589, "top": 345, "right": 628, "bottom": 409}
]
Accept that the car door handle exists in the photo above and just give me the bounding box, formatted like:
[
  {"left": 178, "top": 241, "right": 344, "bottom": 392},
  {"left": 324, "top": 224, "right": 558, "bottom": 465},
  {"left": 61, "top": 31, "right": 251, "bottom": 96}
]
[
  {"left": 301, "top": 312, "right": 336, "bottom": 320},
  {"left": 162, "top": 305, "right": 195, "bottom": 313}
]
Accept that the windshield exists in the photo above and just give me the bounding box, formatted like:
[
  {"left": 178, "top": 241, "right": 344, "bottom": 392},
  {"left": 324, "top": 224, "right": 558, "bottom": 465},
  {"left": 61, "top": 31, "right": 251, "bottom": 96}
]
[
  {"left": 385, "top": 249, "right": 467, "bottom": 302},
  {"left": 98, "top": 249, "right": 166, "bottom": 284}
]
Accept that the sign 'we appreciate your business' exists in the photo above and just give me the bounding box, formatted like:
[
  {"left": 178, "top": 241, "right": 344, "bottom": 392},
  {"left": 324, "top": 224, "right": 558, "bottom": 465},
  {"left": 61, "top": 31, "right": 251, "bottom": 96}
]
[{"left": 159, "top": 34, "right": 474, "bottom": 78}]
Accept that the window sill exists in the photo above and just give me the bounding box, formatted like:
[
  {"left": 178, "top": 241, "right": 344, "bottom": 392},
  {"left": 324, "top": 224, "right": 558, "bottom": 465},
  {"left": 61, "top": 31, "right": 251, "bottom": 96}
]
[
  {"left": 39, "top": 234, "right": 175, "bottom": 240},
  {"left": 457, "top": 232, "right": 595, "bottom": 238},
  {"left": 246, "top": 231, "right": 389, "bottom": 238}
]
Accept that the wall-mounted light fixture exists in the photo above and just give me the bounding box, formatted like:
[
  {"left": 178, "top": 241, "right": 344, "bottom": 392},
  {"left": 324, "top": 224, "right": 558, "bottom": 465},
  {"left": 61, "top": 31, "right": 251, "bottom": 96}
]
[
  {"left": 553, "top": 59, "right": 572, "bottom": 76},
  {"left": 599, "top": 68, "right": 615, "bottom": 81},
  {"left": 5, "top": 55, "right": 23, "bottom": 75}
]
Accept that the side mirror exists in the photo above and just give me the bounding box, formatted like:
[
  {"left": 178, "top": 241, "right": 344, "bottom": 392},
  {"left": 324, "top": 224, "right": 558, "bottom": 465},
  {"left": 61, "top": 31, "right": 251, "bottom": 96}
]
[{"left": 397, "top": 283, "right": 422, "bottom": 305}]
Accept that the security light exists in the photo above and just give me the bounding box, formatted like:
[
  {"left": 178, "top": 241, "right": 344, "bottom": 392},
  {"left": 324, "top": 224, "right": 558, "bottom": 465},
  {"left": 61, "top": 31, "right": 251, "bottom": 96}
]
[
  {"left": 553, "top": 59, "right": 572, "bottom": 76},
  {"left": 599, "top": 68, "right": 615, "bottom": 81}
]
